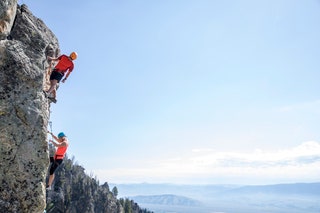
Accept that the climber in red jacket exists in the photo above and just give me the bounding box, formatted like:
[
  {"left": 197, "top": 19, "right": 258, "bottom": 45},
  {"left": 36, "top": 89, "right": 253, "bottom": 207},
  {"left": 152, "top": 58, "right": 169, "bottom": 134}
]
[
  {"left": 46, "top": 132, "right": 69, "bottom": 190},
  {"left": 45, "top": 52, "right": 77, "bottom": 103}
]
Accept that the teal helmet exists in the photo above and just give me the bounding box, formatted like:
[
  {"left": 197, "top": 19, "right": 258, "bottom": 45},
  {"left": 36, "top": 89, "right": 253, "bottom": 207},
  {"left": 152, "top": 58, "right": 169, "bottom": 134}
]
[{"left": 58, "top": 132, "right": 66, "bottom": 138}]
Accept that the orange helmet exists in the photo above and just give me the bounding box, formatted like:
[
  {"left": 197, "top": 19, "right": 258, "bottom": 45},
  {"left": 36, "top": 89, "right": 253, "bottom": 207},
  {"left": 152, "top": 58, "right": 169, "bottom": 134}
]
[{"left": 70, "top": 52, "right": 78, "bottom": 60}]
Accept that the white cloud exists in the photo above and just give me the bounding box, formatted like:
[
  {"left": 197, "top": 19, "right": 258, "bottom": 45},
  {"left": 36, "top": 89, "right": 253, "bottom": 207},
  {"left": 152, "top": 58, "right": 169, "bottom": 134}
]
[{"left": 95, "top": 141, "right": 320, "bottom": 184}]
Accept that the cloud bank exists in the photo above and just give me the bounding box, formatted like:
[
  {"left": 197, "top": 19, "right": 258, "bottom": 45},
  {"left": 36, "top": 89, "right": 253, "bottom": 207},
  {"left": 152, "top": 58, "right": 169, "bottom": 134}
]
[{"left": 95, "top": 141, "right": 320, "bottom": 184}]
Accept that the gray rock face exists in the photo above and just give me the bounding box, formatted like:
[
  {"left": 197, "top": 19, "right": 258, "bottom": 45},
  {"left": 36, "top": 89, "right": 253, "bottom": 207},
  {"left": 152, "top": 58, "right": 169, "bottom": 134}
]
[
  {"left": 0, "top": 3, "right": 59, "bottom": 213},
  {"left": 0, "top": 0, "right": 17, "bottom": 39}
]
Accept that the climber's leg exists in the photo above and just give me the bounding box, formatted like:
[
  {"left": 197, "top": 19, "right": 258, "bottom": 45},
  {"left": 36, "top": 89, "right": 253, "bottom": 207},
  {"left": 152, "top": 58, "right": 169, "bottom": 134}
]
[{"left": 47, "top": 79, "right": 58, "bottom": 94}]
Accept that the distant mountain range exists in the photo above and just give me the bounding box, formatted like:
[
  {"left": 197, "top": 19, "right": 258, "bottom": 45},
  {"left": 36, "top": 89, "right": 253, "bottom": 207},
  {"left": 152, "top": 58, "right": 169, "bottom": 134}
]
[
  {"left": 110, "top": 182, "right": 320, "bottom": 213},
  {"left": 130, "top": 194, "right": 202, "bottom": 206},
  {"left": 223, "top": 182, "right": 320, "bottom": 196},
  {"left": 111, "top": 182, "right": 320, "bottom": 198}
]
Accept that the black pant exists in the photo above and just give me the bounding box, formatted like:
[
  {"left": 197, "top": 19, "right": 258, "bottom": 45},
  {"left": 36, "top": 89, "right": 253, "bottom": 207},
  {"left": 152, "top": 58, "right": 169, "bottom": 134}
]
[{"left": 49, "top": 156, "right": 63, "bottom": 175}]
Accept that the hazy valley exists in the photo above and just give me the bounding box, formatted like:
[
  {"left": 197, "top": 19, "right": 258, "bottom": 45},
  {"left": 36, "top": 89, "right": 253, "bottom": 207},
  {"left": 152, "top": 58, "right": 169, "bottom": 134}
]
[{"left": 111, "top": 182, "right": 320, "bottom": 213}]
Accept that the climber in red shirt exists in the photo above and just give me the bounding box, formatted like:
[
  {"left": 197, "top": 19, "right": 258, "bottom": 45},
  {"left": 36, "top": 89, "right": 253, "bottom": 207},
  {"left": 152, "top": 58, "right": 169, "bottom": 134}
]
[
  {"left": 46, "top": 132, "right": 69, "bottom": 190},
  {"left": 45, "top": 52, "right": 77, "bottom": 103}
]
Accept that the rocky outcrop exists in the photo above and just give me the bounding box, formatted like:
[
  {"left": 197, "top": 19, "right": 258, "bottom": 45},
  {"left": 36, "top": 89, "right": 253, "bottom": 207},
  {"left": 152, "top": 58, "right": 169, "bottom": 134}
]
[
  {"left": 0, "top": 2, "right": 59, "bottom": 212},
  {"left": 45, "top": 157, "right": 123, "bottom": 213},
  {"left": 0, "top": 0, "right": 17, "bottom": 39},
  {"left": 45, "top": 156, "right": 153, "bottom": 213}
]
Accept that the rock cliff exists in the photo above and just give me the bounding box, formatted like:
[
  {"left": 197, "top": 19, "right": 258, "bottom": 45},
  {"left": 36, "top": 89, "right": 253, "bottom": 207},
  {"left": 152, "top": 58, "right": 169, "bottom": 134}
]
[{"left": 0, "top": 1, "right": 58, "bottom": 213}]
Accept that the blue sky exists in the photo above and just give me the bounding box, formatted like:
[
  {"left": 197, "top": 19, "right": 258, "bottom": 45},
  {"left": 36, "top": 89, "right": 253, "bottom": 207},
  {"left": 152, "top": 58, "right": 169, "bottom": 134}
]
[{"left": 20, "top": 0, "right": 320, "bottom": 184}]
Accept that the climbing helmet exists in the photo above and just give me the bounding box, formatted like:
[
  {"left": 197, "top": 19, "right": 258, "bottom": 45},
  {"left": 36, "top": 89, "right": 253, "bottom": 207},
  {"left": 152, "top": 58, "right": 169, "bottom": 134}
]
[
  {"left": 70, "top": 52, "right": 78, "bottom": 60},
  {"left": 58, "top": 132, "right": 66, "bottom": 138}
]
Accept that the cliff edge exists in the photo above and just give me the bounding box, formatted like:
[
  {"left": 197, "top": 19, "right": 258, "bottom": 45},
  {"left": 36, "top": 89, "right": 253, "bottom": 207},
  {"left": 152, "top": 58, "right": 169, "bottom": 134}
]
[{"left": 0, "top": 1, "right": 59, "bottom": 212}]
